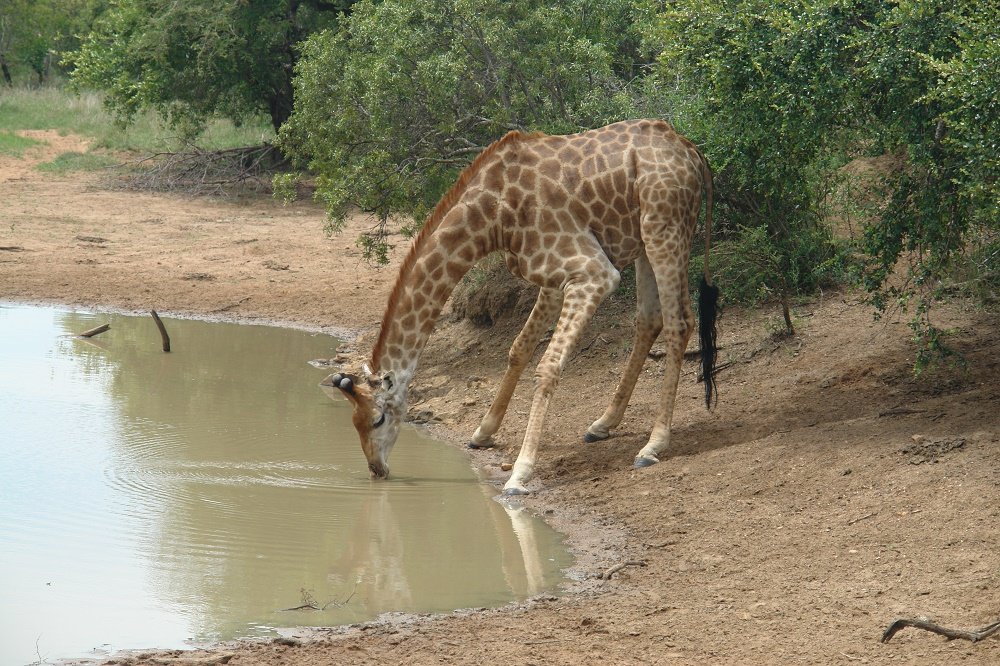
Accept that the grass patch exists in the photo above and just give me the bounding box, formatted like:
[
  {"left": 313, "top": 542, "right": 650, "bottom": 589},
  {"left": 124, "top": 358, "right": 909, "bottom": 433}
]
[
  {"left": 0, "top": 130, "right": 43, "bottom": 157},
  {"left": 37, "top": 151, "right": 119, "bottom": 173},
  {"left": 0, "top": 86, "right": 274, "bottom": 153}
]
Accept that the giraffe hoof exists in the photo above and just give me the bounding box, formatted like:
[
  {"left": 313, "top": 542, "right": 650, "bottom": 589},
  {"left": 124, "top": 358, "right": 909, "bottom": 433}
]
[
  {"left": 467, "top": 439, "right": 496, "bottom": 450},
  {"left": 501, "top": 486, "right": 530, "bottom": 497},
  {"left": 633, "top": 455, "right": 659, "bottom": 469},
  {"left": 583, "top": 430, "right": 609, "bottom": 443}
]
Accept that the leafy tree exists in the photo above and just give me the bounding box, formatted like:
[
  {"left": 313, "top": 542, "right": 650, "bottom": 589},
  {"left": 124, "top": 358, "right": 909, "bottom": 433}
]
[
  {"left": 69, "top": 0, "right": 352, "bottom": 136},
  {"left": 0, "top": 0, "right": 100, "bottom": 85},
  {"left": 656, "top": 0, "right": 857, "bottom": 333},
  {"left": 851, "top": 1, "right": 999, "bottom": 365},
  {"left": 279, "top": 0, "right": 656, "bottom": 262},
  {"left": 654, "top": 0, "right": 997, "bottom": 352}
]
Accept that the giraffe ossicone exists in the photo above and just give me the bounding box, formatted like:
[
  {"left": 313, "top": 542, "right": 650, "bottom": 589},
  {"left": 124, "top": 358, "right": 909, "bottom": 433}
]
[{"left": 329, "top": 119, "right": 719, "bottom": 495}]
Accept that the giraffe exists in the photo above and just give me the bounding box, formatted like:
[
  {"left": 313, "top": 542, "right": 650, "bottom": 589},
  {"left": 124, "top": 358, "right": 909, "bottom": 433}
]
[{"left": 324, "top": 119, "right": 719, "bottom": 496}]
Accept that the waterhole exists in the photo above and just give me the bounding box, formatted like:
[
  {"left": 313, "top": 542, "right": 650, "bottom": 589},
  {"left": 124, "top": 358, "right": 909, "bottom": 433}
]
[{"left": 0, "top": 305, "right": 570, "bottom": 665}]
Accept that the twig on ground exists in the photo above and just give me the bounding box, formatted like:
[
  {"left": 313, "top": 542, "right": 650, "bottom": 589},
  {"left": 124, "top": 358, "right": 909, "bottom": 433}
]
[
  {"left": 644, "top": 540, "right": 679, "bottom": 549},
  {"left": 600, "top": 560, "right": 647, "bottom": 581},
  {"left": 211, "top": 296, "right": 251, "bottom": 313},
  {"left": 881, "top": 617, "right": 1000, "bottom": 644},
  {"left": 693, "top": 360, "right": 734, "bottom": 382},
  {"left": 847, "top": 511, "right": 878, "bottom": 526},
  {"left": 682, "top": 345, "right": 726, "bottom": 360}
]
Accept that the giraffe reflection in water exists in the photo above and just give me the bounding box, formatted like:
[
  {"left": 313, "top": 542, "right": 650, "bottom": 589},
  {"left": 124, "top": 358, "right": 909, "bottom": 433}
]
[{"left": 329, "top": 479, "right": 550, "bottom": 614}]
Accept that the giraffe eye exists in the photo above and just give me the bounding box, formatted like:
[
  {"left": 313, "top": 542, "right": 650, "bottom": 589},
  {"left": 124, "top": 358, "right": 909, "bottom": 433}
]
[{"left": 372, "top": 412, "right": 386, "bottom": 429}]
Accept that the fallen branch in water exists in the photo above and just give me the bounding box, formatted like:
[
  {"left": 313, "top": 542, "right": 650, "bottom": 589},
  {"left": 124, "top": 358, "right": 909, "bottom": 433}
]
[
  {"left": 281, "top": 583, "right": 358, "bottom": 612},
  {"left": 881, "top": 617, "right": 1000, "bottom": 644},
  {"left": 78, "top": 323, "right": 110, "bottom": 338},
  {"left": 600, "top": 560, "right": 647, "bottom": 581},
  {"left": 151, "top": 310, "right": 171, "bottom": 352}
]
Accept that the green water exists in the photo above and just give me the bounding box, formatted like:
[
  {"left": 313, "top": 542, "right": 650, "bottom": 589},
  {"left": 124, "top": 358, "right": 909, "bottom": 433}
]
[{"left": 0, "top": 305, "right": 570, "bottom": 665}]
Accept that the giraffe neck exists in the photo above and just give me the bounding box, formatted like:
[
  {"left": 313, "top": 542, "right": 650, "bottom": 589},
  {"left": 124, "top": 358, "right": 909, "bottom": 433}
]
[
  {"left": 370, "top": 209, "right": 495, "bottom": 394},
  {"left": 367, "top": 129, "right": 537, "bottom": 401}
]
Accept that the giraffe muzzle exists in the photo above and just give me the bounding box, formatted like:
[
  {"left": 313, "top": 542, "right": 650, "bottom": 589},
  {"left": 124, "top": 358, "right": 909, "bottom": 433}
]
[{"left": 368, "top": 461, "right": 389, "bottom": 479}]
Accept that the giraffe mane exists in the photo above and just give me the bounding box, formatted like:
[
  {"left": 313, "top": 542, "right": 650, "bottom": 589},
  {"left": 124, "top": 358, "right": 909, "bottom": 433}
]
[{"left": 371, "top": 129, "right": 544, "bottom": 369}]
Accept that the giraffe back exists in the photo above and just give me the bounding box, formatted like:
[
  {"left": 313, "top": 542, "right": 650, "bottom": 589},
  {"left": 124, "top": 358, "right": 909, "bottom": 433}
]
[{"left": 459, "top": 119, "right": 707, "bottom": 282}]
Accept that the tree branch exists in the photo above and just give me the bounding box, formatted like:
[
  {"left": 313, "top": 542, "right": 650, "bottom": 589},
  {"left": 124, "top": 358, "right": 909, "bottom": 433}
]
[{"left": 881, "top": 617, "right": 1000, "bottom": 644}]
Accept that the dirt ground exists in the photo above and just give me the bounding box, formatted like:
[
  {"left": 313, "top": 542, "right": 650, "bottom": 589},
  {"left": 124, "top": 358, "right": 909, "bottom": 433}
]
[{"left": 3, "top": 132, "right": 998, "bottom": 665}]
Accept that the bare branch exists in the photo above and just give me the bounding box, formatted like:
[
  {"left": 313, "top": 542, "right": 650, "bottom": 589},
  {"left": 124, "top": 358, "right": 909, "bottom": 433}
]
[
  {"left": 113, "top": 144, "right": 282, "bottom": 195},
  {"left": 881, "top": 617, "right": 1000, "bottom": 644},
  {"left": 599, "top": 560, "right": 647, "bottom": 581}
]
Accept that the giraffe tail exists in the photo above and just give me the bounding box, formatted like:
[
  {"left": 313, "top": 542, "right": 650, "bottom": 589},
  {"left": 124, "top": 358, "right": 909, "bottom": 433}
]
[{"left": 698, "top": 153, "right": 719, "bottom": 409}]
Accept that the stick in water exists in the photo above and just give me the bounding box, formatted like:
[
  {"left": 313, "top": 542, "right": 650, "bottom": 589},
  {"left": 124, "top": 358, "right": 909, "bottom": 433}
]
[
  {"left": 151, "top": 310, "right": 171, "bottom": 352},
  {"left": 78, "top": 323, "right": 111, "bottom": 338}
]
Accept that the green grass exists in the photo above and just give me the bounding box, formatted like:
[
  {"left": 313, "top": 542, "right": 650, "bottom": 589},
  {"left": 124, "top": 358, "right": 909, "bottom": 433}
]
[
  {"left": 36, "top": 151, "right": 120, "bottom": 173},
  {"left": 0, "top": 130, "right": 43, "bottom": 156},
  {"left": 0, "top": 86, "right": 275, "bottom": 152}
]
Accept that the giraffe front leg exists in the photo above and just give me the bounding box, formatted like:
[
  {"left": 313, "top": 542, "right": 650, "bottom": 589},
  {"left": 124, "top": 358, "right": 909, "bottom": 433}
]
[
  {"left": 585, "top": 255, "right": 662, "bottom": 443},
  {"left": 469, "top": 289, "right": 562, "bottom": 449},
  {"left": 504, "top": 272, "right": 617, "bottom": 496}
]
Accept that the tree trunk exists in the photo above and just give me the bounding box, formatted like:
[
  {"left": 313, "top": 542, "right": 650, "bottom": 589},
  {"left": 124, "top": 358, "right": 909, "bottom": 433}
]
[
  {"left": 781, "top": 292, "right": 794, "bottom": 336},
  {"left": 266, "top": 0, "right": 301, "bottom": 134},
  {"left": 267, "top": 82, "right": 294, "bottom": 134},
  {"left": 0, "top": 57, "right": 12, "bottom": 86}
]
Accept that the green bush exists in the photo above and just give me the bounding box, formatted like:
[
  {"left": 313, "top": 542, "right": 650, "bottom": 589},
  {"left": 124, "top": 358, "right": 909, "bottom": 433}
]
[
  {"left": 280, "top": 0, "right": 655, "bottom": 261},
  {"left": 655, "top": 0, "right": 996, "bottom": 355}
]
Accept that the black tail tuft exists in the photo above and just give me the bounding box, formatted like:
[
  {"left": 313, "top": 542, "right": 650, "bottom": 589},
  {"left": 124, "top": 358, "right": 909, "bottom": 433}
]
[{"left": 698, "top": 276, "right": 720, "bottom": 409}]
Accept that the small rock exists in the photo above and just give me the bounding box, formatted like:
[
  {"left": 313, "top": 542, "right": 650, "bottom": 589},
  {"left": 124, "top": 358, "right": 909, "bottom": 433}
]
[{"left": 500, "top": 463, "right": 513, "bottom": 472}]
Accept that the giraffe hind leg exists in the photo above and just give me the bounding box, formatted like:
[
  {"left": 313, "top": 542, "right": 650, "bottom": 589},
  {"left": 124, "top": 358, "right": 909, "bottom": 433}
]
[
  {"left": 469, "top": 288, "right": 562, "bottom": 449},
  {"left": 633, "top": 220, "right": 697, "bottom": 468},
  {"left": 584, "top": 253, "right": 662, "bottom": 442}
]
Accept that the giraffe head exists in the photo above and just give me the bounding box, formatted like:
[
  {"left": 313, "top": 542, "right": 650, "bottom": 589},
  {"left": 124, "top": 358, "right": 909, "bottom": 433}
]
[{"left": 321, "top": 367, "right": 403, "bottom": 479}]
